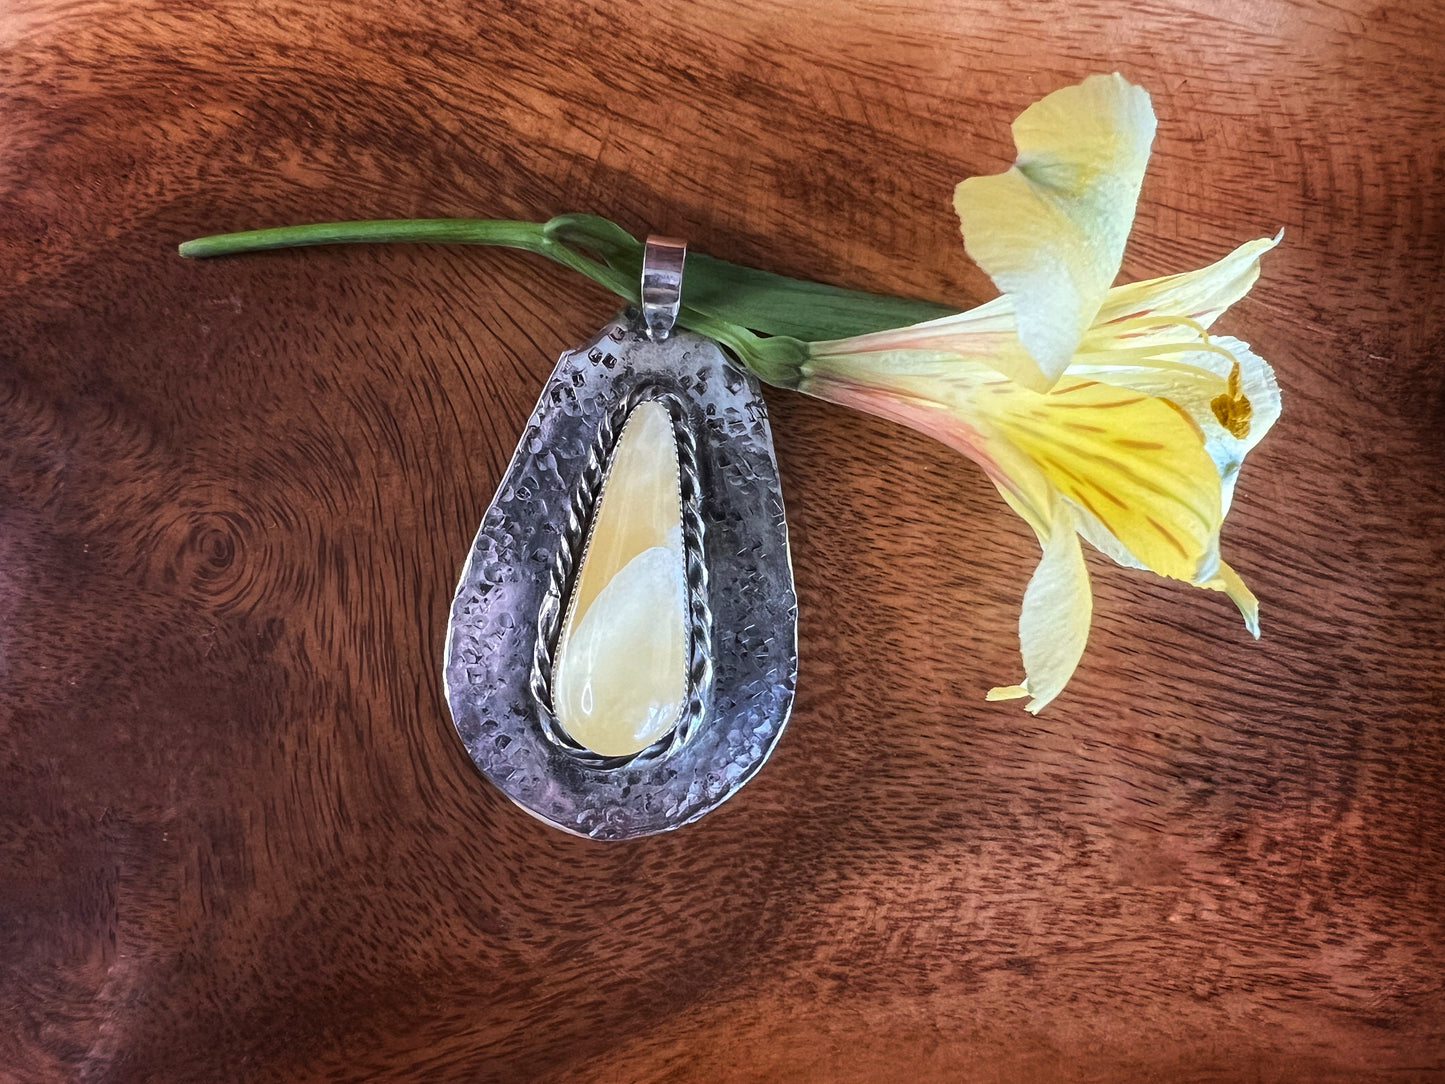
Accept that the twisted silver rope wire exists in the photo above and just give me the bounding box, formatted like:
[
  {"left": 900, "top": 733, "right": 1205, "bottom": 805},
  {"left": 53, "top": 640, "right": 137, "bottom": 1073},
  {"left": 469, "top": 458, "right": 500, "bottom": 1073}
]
[{"left": 530, "top": 384, "right": 712, "bottom": 770}]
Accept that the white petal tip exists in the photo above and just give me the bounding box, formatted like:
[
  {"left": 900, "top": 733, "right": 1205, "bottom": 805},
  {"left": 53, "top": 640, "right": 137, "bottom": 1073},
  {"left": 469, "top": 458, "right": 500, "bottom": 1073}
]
[
  {"left": 1204, "top": 561, "right": 1261, "bottom": 640},
  {"left": 986, "top": 684, "right": 1061, "bottom": 713},
  {"left": 986, "top": 684, "right": 1029, "bottom": 702}
]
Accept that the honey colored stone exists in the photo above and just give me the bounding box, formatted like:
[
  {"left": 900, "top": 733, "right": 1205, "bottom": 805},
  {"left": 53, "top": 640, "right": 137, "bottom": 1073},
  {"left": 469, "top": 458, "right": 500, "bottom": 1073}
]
[{"left": 553, "top": 401, "right": 689, "bottom": 757}]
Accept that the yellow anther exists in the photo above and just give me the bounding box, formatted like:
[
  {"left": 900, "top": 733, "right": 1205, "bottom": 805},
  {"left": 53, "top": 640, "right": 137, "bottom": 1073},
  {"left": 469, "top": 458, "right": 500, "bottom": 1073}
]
[{"left": 1209, "top": 362, "right": 1252, "bottom": 438}]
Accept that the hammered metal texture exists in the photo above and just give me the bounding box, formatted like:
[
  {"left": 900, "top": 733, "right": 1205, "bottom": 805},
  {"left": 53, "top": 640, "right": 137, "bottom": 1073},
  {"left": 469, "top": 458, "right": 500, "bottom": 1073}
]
[{"left": 443, "top": 315, "right": 798, "bottom": 840}]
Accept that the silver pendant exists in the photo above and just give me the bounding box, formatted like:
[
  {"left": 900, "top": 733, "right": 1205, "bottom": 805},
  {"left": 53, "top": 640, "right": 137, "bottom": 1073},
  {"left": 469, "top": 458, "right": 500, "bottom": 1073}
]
[{"left": 442, "top": 238, "right": 798, "bottom": 839}]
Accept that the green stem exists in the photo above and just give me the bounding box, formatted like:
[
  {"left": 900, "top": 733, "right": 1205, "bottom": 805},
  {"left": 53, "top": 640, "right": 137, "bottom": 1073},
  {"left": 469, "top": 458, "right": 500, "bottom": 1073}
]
[
  {"left": 178, "top": 218, "right": 547, "bottom": 258},
  {"left": 179, "top": 216, "right": 642, "bottom": 298}
]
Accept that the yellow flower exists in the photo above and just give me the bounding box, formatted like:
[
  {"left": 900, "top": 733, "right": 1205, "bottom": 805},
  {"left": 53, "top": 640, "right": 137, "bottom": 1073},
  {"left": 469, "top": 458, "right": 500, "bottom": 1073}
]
[{"left": 801, "top": 73, "right": 1281, "bottom": 712}]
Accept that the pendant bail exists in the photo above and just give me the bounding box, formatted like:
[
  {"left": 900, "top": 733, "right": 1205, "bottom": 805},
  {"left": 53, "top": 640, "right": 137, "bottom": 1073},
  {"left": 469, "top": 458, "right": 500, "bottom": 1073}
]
[{"left": 641, "top": 235, "right": 687, "bottom": 342}]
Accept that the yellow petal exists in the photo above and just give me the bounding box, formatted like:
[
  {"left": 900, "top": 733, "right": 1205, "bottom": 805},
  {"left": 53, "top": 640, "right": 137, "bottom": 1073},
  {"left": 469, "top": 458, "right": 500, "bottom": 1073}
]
[
  {"left": 1068, "top": 334, "right": 1280, "bottom": 517},
  {"left": 985, "top": 376, "right": 1223, "bottom": 582},
  {"left": 804, "top": 345, "right": 1227, "bottom": 582},
  {"left": 986, "top": 684, "right": 1029, "bottom": 702},
  {"left": 988, "top": 504, "right": 1092, "bottom": 713},
  {"left": 807, "top": 293, "right": 1025, "bottom": 362},
  {"left": 1088, "top": 233, "right": 1282, "bottom": 345},
  {"left": 1202, "top": 559, "right": 1260, "bottom": 637},
  {"left": 954, "top": 73, "right": 1156, "bottom": 391}
]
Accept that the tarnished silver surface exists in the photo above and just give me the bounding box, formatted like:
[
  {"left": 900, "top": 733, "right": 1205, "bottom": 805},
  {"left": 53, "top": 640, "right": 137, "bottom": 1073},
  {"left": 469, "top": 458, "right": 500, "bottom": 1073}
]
[{"left": 443, "top": 314, "right": 798, "bottom": 840}]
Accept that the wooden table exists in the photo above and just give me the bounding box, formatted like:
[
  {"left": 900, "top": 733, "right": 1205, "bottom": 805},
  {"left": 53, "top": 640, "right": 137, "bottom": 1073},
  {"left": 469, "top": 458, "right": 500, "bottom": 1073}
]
[{"left": 3, "top": 1, "right": 1442, "bottom": 1079}]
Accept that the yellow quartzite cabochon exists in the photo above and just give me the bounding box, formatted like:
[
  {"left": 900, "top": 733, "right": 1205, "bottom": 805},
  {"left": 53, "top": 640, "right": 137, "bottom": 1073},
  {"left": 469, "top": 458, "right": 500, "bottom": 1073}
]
[{"left": 553, "top": 400, "right": 690, "bottom": 757}]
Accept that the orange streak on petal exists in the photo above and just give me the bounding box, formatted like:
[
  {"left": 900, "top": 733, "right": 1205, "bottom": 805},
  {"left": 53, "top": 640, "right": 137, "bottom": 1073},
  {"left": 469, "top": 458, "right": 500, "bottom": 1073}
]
[
  {"left": 1147, "top": 516, "right": 1191, "bottom": 560},
  {"left": 1160, "top": 398, "right": 1207, "bottom": 440},
  {"left": 1045, "top": 396, "right": 1148, "bottom": 409},
  {"left": 1068, "top": 487, "right": 1109, "bottom": 524},
  {"left": 1113, "top": 438, "right": 1167, "bottom": 449}
]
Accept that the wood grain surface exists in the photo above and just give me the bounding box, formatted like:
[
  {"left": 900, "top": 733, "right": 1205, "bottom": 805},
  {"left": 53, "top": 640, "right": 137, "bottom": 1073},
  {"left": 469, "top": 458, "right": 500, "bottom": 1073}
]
[{"left": 3, "top": 0, "right": 1443, "bottom": 1080}]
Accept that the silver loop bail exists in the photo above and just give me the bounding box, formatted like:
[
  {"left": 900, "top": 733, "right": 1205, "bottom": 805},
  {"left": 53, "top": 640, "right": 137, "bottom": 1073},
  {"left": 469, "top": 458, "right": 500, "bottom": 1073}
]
[{"left": 641, "top": 235, "right": 686, "bottom": 342}]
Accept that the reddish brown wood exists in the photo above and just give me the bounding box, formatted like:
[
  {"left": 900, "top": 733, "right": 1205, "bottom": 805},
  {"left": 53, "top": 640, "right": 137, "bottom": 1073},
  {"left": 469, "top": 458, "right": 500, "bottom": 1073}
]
[{"left": 2, "top": 0, "right": 1443, "bottom": 1080}]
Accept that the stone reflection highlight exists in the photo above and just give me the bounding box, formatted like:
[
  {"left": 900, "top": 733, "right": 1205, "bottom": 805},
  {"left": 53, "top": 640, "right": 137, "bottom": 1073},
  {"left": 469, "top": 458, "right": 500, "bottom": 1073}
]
[{"left": 553, "top": 401, "right": 689, "bottom": 757}]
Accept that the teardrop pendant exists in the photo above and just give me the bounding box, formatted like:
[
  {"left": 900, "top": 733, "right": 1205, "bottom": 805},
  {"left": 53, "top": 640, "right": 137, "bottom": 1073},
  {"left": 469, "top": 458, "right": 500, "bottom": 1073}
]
[{"left": 442, "top": 315, "right": 797, "bottom": 840}]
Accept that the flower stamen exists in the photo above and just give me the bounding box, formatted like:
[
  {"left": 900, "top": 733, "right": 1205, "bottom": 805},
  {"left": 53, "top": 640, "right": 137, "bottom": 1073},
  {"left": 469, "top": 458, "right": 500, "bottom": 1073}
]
[
  {"left": 1081, "top": 340, "right": 1242, "bottom": 374},
  {"left": 1103, "top": 313, "right": 1215, "bottom": 340},
  {"left": 1210, "top": 362, "right": 1253, "bottom": 438}
]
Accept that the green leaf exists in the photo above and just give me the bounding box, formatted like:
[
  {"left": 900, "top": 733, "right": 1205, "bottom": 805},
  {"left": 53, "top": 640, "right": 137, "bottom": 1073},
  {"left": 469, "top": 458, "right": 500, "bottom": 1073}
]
[
  {"left": 679, "top": 254, "right": 958, "bottom": 340},
  {"left": 538, "top": 214, "right": 960, "bottom": 340},
  {"left": 544, "top": 213, "right": 644, "bottom": 269}
]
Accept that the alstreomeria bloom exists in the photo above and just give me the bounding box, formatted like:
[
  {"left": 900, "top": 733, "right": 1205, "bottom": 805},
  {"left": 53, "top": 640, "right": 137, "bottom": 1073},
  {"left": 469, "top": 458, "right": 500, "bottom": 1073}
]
[{"left": 798, "top": 73, "right": 1281, "bottom": 712}]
